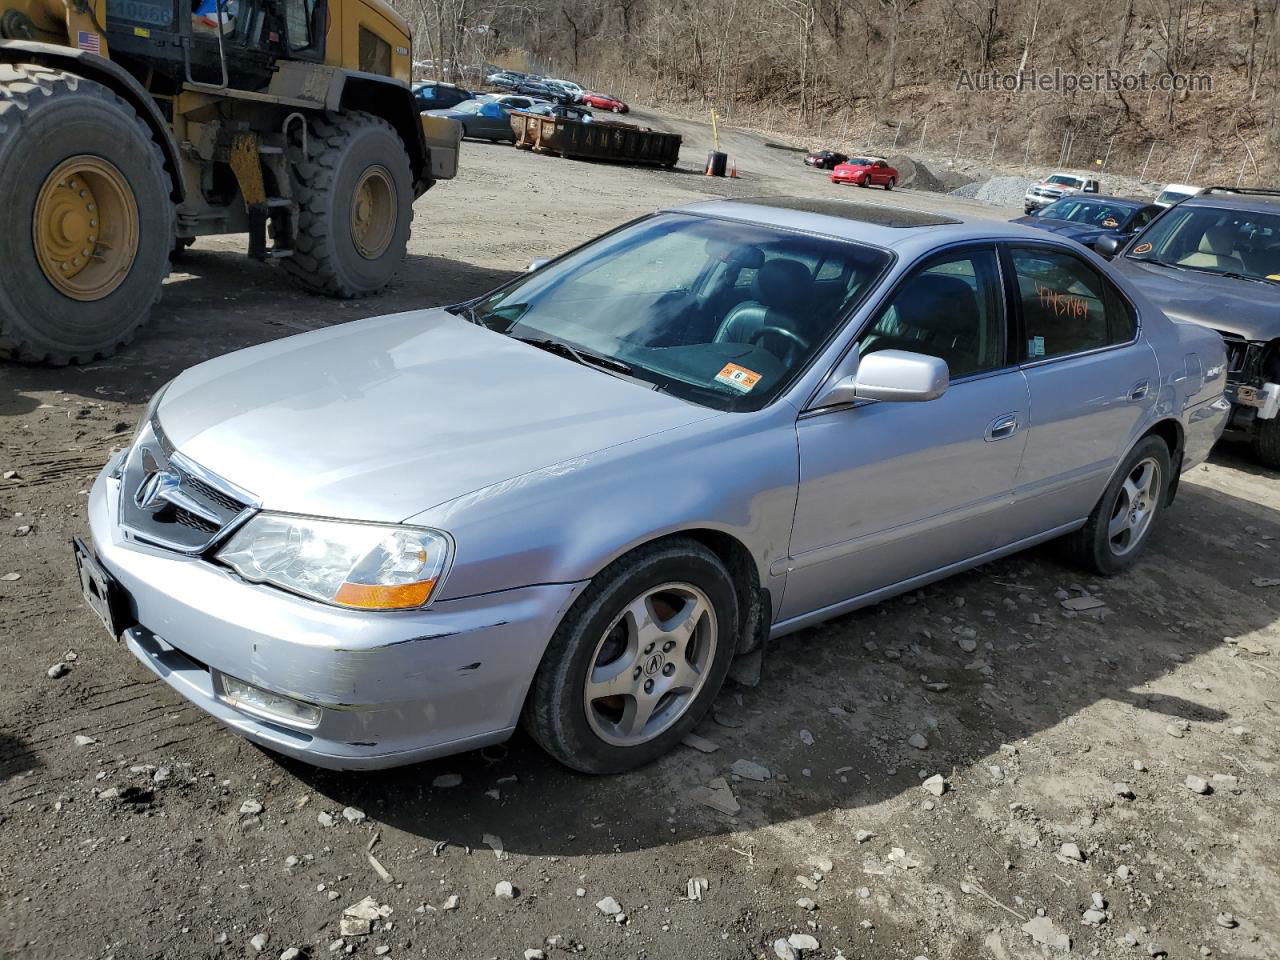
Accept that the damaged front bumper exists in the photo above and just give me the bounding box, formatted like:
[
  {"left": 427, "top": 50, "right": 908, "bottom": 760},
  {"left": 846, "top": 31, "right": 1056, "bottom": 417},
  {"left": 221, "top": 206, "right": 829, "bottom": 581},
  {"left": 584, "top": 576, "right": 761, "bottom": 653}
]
[{"left": 87, "top": 466, "right": 584, "bottom": 770}]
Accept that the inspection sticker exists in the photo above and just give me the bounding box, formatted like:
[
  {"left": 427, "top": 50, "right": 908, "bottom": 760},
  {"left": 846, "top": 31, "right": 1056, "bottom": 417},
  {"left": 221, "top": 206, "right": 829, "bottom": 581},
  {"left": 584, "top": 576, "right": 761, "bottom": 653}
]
[
  {"left": 1133, "top": 242, "right": 1153, "bottom": 254},
  {"left": 715, "top": 362, "right": 762, "bottom": 393}
]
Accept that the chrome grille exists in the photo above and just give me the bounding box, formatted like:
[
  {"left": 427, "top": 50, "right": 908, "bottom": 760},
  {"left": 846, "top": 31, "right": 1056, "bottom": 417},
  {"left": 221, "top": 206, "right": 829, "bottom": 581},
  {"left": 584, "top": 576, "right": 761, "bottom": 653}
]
[{"left": 116, "top": 419, "right": 258, "bottom": 554}]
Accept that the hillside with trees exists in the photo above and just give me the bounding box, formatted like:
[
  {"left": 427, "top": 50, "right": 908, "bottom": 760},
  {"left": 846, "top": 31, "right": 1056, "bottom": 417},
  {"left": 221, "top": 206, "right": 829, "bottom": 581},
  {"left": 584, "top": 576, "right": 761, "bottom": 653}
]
[{"left": 403, "top": 0, "right": 1280, "bottom": 183}]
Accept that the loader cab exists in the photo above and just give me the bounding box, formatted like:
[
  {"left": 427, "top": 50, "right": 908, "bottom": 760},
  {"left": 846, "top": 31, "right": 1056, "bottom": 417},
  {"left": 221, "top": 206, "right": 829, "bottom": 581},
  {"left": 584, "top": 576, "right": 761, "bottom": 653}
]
[{"left": 104, "top": 0, "right": 327, "bottom": 91}]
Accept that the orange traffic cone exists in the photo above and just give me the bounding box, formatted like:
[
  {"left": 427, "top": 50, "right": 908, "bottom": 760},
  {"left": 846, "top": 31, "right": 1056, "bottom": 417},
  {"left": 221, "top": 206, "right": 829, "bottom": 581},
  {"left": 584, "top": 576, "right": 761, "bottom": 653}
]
[
  {"left": 728, "top": 158, "right": 738, "bottom": 178},
  {"left": 705, "top": 156, "right": 714, "bottom": 176}
]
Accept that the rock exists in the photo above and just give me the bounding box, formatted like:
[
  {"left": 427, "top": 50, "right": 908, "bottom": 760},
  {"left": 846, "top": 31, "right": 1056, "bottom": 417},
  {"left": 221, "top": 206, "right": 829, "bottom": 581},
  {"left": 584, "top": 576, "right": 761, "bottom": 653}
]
[
  {"left": 442, "top": 895, "right": 459, "bottom": 911},
  {"left": 680, "top": 733, "right": 720, "bottom": 753},
  {"left": 1061, "top": 595, "right": 1105, "bottom": 611},
  {"left": 855, "top": 829, "right": 874, "bottom": 843},
  {"left": 495, "top": 881, "right": 517, "bottom": 899},
  {"left": 686, "top": 877, "right": 709, "bottom": 901},
  {"left": 1166, "top": 720, "right": 1190, "bottom": 738},
  {"left": 1132, "top": 759, "right": 1147, "bottom": 772},
  {"left": 239, "top": 799, "right": 263, "bottom": 816},
  {"left": 1060, "top": 842, "right": 1085, "bottom": 862},
  {"left": 808, "top": 856, "right": 833, "bottom": 873},
  {"left": 795, "top": 875, "right": 819, "bottom": 891},
  {"left": 1215, "top": 912, "right": 1237, "bottom": 928},
  {"left": 575, "top": 888, "right": 586, "bottom": 897},
  {"left": 797, "top": 897, "right": 817, "bottom": 911},
  {"left": 344, "top": 897, "right": 382, "bottom": 922},
  {"left": 1185, "top": 775, "right": 1212, "bottom": 795},
  {"left": 1148, "top": 943, "right": 1168, "bottom": 958},
  {"left": 1021, "top": 916, "right": 1071, "bottom": 952},
  {"left": 731, "top": 759, "right": 771, "bottom": 781},
  {"left": 922, "top": 774, "right": 947, "bottom": 796},
  {"left": 432, "top": 773, "right": 462, "bottom": 788},
  {"left": 1253, "top": 577, "right": 1280, "bottom": 587},
  {"left": 908, "top": 733, "right": 929, "bottom": 750},
  {"left": 773, "top": 939, "right": 798, "bottom": 960},
  {"left": 887, "top": 847, "right": 920, "bottom": 869},
  {"left": 798, "top": 728, "right": 814, "bottom": 746},
  {"left": 482, "top": 832, "right": 507, "bottom": 860},
  {"left": 73, "top": 735, "right": 96, "bottom": 747},
  {"left": 339, "top": 917, "right": 370, "bottom": 937},
  {"left": 317, "top": 811, "right": 336, "bottom": 827},
  {"left": 342, "top": 806, "right": 366, "bottom": 823},
  {"left": 1116, "top": 865, "right": 1132, "bottom": 880},
  {"left": 788, "top": 933, "right": 820, "bottom": 951},
  {"left": 2, "top": 470, "right": 17, "bottom": 479},
  {"left": 1091, "top": 893, "right": 1105, "bottom": 910},
  {"left": 373, "top": 948, "right": 390, "bottom": 957},
  {"left": 1211, "top": 774, "right": 1239, "bottom": 791},
  {"left": 0, "top": 572, "right": 20, "bottom": 582},
  {"left": 153, "top": 766, "right": 171, "bottom": 784},
  {"left": 953, "top": 626, "right": 978, "bottom": 652},
  {"left": 249, "top": 933, "right": 269, "bottom": 952},
  {"left": 280, "top": 950, "right": 301, "bottom": 960},
  {"left": 595, "top": 896, "right": 622, "bottom": 916},
  {"left": 47, "top": 662, "right": 70, "bottom": 679},
  {"left": 524, "top": 951, "right": 546, "bottom": 960},
  {"left": 695, "top": 777, "right": 740, "bottom": 815},
  {"left": 856, "top": 886, "right": 871, "bottom": 899},
  {"left": 1113, "top": 782, "right": 1135, "bottom": 799},
  {"left": 712, "top": 709, "right": 743, "bottom": 728},
  {"left": 1083, "top": 908, "right": 1107, "bottom": 925},
  {"left": 327, "top": 941, "right": 344, "bottom": 953}
]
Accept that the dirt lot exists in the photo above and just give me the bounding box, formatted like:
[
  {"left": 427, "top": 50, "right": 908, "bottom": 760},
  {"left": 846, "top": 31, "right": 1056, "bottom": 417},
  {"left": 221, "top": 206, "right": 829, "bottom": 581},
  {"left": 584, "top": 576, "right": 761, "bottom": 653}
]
[{"left": 2, "top": 113, "right": 1278, "bottom": 960}]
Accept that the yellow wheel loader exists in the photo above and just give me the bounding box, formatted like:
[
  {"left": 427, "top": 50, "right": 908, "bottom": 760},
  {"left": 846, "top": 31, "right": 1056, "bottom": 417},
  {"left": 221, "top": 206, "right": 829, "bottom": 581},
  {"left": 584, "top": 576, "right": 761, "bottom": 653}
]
[{"left": 0, "top": 0, "right": 460, "bottom": 363}]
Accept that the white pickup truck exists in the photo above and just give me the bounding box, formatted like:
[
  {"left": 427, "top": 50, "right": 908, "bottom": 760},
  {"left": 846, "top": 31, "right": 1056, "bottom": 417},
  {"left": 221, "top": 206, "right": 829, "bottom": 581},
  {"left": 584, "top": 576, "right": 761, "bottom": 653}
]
[{"left": 1024, "top": 172, "right": 1100, "bottom": 214}]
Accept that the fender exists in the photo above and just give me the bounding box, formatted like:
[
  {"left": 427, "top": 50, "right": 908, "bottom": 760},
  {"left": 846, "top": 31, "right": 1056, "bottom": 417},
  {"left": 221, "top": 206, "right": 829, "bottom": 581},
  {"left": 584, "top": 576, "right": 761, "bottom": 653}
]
[
  {"left": 0, "top": 39, "right": 185, "bottom": 201},
  {"left": 328, "top": 69, "right": 430, "bottom": 192}
]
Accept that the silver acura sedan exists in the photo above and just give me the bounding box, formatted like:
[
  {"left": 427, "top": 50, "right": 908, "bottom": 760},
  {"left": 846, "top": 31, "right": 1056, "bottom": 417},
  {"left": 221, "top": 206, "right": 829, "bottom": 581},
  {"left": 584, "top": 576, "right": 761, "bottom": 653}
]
[{"left": 77, "top": 197, "right": 1230, "bottom": 773}]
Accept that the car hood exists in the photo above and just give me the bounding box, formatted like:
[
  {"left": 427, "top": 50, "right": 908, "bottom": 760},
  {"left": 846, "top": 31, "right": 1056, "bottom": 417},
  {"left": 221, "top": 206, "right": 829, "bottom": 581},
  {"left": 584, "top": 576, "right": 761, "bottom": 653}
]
[
  {"left": 1110, "top": 258, "right": 1280, "bottom": 341},
  {"left": 1010, "top": 216, "right": 1110, "bottom": 242},
  {"left": 155, "top": 310, "right": 719, "bottom": 523}
]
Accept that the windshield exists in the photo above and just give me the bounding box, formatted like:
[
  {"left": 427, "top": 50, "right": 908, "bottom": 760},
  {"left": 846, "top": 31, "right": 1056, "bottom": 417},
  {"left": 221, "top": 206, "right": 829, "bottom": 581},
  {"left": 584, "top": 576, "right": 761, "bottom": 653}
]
[
  {"left": 1126, "top": 205, "right": 1280, "bottom": 281},
  {"left": 1046, "top": 175, "right": 1081, "bottom": 187},
  {"left": 1155, "top": 189, "right": 1193, "bottom": 205},
  {"left": 846, "top": 157, "right": 875, "bottom": 165},
  {"left": 450, "top": 100, "right": 483, "bottom": 115},
  {"left": 1040, "top": 199, "right": 1134, "bottom": 227},
  {"left": 460, "top": 213, "right": 892, "bottom": 411}
]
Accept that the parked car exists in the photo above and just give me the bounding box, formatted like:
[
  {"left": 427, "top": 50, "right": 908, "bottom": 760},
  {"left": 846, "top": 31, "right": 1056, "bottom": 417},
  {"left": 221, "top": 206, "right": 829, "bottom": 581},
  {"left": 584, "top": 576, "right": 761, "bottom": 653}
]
[
  {"left": 582, "top": 92, "right": 629, "bottom": 113},
  {"left": 412, "top": 81, "right": 475, "bottom": 112},
  {"left": 543, "top": 79, "right": 586, "bottom": 102},
  {"left": 804, "top": 150, "right": 847, "bottom": 170},
  {"left": 1096, "top": 186, "right": 1280, "bottom": 466},
  {"left": 831, "top": 156, "right": 897, "bottom": 189},
  {"left": 1154, "top": 183, "right": 1206, "bottom": 208},
  {"left": 1011, "top": 195, "right": 1163, "bottom": 254},
  {"left": 481, "top": 94, "right": 544, "bottom": 111},
  {"left": 77, "top": 197, "right": 1227, "bottom": 774},
  {"left": 486, "top": 71, "right": 522, "bottom": 90},
  {"left": 526, "top": 102, "right": 594, "bottom": 123},
  {"left": 1024, "top": 173, "right": 1100, "bottom": 214},
  {"left": 425, "top": 99, "right": 520, "bottom": 142}
]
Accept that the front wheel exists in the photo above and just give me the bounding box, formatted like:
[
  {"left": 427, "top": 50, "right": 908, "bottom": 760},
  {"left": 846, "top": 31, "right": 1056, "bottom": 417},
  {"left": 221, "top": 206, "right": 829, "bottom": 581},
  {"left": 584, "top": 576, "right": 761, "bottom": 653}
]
[
  {"left": 523, "top": 538, "right": 739, "bottom": 774},
  {"left": 1064, "top": 436, "right": 1171, "bottom": 574},
  {"left": 884, "top": 177, "right": 896, "bottom": 191},
  {"left": 1254, "top": 416, "right": 1280, "bottom": 469}
]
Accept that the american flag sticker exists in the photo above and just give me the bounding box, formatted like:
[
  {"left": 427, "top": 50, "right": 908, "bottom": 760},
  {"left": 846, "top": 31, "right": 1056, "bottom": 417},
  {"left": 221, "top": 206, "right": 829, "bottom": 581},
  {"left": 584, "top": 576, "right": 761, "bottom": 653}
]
[{"left": 77, "top": 31, "right": 101, "bottom": 55}]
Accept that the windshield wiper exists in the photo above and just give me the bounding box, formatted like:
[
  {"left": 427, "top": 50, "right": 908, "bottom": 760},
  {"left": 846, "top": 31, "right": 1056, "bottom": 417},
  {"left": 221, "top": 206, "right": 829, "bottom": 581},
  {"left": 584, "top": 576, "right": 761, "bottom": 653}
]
[
  {"left": 1172, "top": 263, "right": 1280, "bottom": 285},
  {"left": 514, "top": 336, "right": 635, "bottom": 376},
  {"left": 448, "top": 302, "right": 485, "bottom": 325}
]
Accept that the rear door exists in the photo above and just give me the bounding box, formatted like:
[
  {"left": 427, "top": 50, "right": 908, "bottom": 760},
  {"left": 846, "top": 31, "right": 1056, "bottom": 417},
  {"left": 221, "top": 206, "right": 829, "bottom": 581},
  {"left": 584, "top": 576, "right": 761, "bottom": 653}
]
[{"left": 1002, "top": 243, "right": 1159, "bottom": 539}]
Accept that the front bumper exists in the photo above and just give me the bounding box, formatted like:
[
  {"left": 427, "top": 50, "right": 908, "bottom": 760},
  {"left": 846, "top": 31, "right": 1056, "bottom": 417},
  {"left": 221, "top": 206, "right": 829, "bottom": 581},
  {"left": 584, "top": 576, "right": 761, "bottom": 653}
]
[{"left": 88, "top": 466, "right": 584, "bottom": 769}]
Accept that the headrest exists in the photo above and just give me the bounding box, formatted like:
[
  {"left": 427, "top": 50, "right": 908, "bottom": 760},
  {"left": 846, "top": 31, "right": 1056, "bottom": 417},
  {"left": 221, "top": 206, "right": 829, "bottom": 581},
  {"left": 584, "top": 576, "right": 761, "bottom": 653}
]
[
  {"left": 754, "top": 258, "right": 811, "bottom": 309},
  {"left": 1199, "top": 226, "right": 1237, "bottom": 255},
  {"left": 895, "top": 273, "right": 978, "bottom": 336}
]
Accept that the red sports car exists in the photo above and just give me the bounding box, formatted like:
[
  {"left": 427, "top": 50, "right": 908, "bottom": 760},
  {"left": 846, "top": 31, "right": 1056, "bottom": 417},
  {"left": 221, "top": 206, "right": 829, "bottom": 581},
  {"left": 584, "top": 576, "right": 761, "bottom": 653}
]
[
  {"left": 582, "top": 92, "right": 629, "bottom": 113},
  {"left": 831, "top": 156, "right": 897, "bottom": 189}
]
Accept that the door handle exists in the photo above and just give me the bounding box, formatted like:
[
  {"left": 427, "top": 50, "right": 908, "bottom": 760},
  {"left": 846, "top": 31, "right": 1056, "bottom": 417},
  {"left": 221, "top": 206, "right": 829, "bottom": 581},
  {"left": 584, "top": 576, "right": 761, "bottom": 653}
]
[
  {"left": 1128, "top": 380, "right": 1150, "bottom": 401},
  {"left": 985, "top": 413, "right": 1019, "bottom": 441}
]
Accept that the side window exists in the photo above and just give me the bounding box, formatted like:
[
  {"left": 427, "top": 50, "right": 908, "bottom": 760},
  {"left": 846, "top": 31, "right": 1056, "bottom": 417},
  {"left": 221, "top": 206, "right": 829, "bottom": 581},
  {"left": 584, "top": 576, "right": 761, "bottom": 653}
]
[
  {"left": 358, "top": 26, "right": 391, "bottom": 75},
  {"left": 1130, "top": 207, "right": 1158, "bottom": 231},
  {"left": 859, "top": 248, "right": 1005, "bottom": 379},
  {"left": 1010, "top": 247, "right": 1135, "bottom": 360}
]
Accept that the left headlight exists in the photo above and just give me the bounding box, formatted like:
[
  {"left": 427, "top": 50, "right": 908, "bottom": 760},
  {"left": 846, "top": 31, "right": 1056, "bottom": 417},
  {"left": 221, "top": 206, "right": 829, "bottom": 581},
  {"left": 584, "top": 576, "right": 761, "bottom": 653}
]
[{"left": 217, "top": 514, "right": 451, "bottom": 611}]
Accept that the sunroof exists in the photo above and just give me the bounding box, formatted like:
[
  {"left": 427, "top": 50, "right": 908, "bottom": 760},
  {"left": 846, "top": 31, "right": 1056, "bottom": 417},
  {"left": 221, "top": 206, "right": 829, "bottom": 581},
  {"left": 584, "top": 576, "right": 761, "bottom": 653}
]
[{"left": 734, "top": 196, "right": 961, "bottom": 227}]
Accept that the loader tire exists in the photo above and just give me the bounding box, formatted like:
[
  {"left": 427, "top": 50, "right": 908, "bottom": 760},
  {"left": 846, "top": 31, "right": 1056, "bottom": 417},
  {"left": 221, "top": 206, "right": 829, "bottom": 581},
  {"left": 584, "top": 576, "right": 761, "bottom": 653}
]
[
  {"left": 0, "top": 64, "right": 173, "bottom": 365},
  {"left": 283, "top": 111, "right": 413, "bottom": 297}
]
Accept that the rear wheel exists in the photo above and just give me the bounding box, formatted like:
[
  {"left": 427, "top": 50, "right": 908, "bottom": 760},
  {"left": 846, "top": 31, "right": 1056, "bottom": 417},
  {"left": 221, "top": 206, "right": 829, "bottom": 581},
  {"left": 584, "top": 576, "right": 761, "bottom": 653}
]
[
  {"left": 283, "top": 111, "right": 413, "bottom": 297},
  {"left": 1065, "top": 436, "right": 1171, "bottom": 574},
  {"left": 1254, "top": 417, "right": 1280, "bottom": 469},
  {"left": 884, "top": 177, "right": 896, "bottom": 190},
  {"left": 0, "top": 64, "right": 172, "bottom": 364},
  {"left": 523, "top": 538, "right": 739, "bottom": 774}
]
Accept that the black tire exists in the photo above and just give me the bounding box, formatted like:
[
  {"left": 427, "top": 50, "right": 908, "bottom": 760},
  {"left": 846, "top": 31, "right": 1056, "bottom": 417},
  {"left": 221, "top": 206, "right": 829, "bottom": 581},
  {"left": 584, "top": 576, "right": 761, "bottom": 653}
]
[
  {"left": 1254, "top": 416, "right": 1280, "bottom": 470},
  {"left": 522, "top": 537, "right": 740, "bottom": 774},
  {"left": 0, "top": 64, "right": 173, "bottom": 365},
  {"left": 884, "top": 177, "right": 895, "bottom": 191},
  {"left": 282, "top": 111, "right": 413, "bottom": 297},
  {"left": 1065, "top": 436, "right": 1172, "bottom": 575}
]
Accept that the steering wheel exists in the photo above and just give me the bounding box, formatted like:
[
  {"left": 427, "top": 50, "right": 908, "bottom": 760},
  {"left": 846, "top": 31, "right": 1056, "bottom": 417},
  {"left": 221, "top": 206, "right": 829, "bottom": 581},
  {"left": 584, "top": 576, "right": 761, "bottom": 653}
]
[{"left": 750, "top": 325, "right": 809, "bottom": 364}]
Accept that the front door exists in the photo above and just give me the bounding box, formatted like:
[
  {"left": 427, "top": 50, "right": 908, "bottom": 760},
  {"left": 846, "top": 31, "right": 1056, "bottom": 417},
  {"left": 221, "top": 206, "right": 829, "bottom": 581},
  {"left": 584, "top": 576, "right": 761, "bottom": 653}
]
[{"left": 780, "top": 246, "right": 1031, "bottom": 620}]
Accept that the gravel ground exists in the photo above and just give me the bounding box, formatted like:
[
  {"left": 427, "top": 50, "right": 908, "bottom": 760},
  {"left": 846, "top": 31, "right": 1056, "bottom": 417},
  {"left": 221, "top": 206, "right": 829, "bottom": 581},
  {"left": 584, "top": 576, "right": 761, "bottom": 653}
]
[{"left": 2, "top": 109, "right": 1278, "bottom": 960}]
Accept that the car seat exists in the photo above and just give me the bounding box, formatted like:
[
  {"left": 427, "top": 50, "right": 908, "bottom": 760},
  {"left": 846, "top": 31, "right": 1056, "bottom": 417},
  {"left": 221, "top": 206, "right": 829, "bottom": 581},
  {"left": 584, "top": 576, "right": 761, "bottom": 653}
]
[
  {"left": 1177, "top": 225, "right": 1246, "bottom": 273},
  {"left": 713, "top": 258, "right": 815, "bottom": 350},
  {"left": 861, "top": 273, "right": 982, "bottom": 377}
]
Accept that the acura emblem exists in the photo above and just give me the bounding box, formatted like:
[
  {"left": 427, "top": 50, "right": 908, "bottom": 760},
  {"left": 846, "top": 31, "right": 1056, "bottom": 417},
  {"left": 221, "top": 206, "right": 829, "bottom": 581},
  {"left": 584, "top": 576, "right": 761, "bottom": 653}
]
[{"left": 136, "top": 467, "right": 181, "bottom": 512}]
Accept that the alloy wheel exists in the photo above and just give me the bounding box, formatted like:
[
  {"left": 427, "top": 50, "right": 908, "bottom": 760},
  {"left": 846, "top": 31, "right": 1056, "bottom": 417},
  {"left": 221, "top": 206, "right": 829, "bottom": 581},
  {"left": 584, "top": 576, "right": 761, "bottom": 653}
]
[
  {"left": 1108, "top": 456, "right": 1161, "bottom": 556},
  {"left": 583, "top": 582, "right": 718, "bottom": 746}
]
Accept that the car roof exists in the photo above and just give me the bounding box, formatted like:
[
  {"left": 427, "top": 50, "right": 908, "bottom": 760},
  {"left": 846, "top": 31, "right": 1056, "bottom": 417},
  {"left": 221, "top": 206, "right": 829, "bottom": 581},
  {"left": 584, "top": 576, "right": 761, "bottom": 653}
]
[
  {"left": 669, "top": 197, "right": 1071, "bottom": 252},
  {"left": 1177, "top": 187, "right": 1280, "bottom": 215},
  {"left": 1047, "top": 194, "right": 1146, "bottom": 209}
]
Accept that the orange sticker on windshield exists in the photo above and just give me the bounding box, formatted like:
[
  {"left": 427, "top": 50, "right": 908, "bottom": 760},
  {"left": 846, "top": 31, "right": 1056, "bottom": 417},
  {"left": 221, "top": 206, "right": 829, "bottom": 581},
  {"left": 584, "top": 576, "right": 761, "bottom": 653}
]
[
  {"left": 715, "top": 363, "right": 762, "bottom": 393},
  {"left": 1133, "top": 242, "right": 1153, "bottom": 254},
  {"left": 1102, "top": 218, "right": 1119, "bottom": 228}
]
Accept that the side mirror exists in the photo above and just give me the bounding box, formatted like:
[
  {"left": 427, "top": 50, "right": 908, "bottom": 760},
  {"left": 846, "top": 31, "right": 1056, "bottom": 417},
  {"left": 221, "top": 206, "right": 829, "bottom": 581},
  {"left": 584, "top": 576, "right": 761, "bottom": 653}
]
[
  {"left": 527, "top": 257, "right": 551, "bottom": 272},
  {"left": 810, "top": 350, "right": 949, "bottom": 408},
  {"left": 1094, "top": 235, "right": 1123, "bottom": 258}
]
